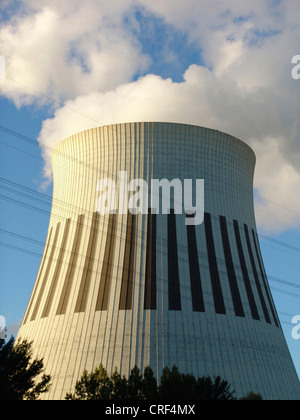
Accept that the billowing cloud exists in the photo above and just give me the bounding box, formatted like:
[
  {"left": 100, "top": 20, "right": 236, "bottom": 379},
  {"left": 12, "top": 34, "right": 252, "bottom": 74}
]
[
  {"left": 0, "top": 0, "right": 149, "bottom": 105},
  {"left": 1, "top": 0, "right": 300, "bottom": 233},
  {"left": 252, "top": 137, "right": 300, "bottom": 233}
]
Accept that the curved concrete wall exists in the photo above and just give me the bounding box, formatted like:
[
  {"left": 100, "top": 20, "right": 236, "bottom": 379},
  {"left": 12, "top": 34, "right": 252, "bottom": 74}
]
[{"left": 17, "top": 122, "right": 300, "bottom": 400}]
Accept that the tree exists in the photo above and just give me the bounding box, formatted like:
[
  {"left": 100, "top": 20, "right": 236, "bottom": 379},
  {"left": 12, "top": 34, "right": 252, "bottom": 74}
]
[
  {"left": 66, "top": 363, "right": 237, "bottom": 401},
  {"left": 66, "top": 365, "right": 159, "bottom": 400},
  {"left": 142, "top": 366, "right": 158, "bottom": 400},
  {"left": 195, "top": 376, "right": 236, "bottom": 401},
  {"left": 0, "top": 337, "right": 51, "bottom": 400},
  {"left": 127, "top": 366, "right": 143, "bottom": 400},
  {"left": 158, "top": 366, "right": 236, "bottom": 400},
  {"left": 66, "top": 364, "right": 113, "bottom": 400},
  {"left": 240, "top": 392, "right": 263, "bottom": 401},
  {"left": 110, "top": 368, "right": 128, "bottom": 400},
  {"left": 159, "top": 366, "right": 197, "bottom": 400}
]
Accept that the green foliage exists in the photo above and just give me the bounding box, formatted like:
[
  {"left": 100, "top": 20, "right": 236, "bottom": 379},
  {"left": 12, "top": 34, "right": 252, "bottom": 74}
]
[
  {"left": 0, "top": 337, "right": 51, "bottom": 400},
  {"left": 127, "top": 366, "right": 143, "bottom": 400},
  {"left": 66, "top": 363, "right": 238, "bottom": 401},
  {"left": 66, "top": 364, "right": 158, "bottom": 401},
  {"left": 65, "top": 364, "right": 113, "bottom": 400},
  {"left": 159, "top": 366, "right": 236, "bottom": 400},
  {"left": 0, "top": 336, "right": 262, "bottom": 401},
  {"left": 240, "top": 392, "right": 263, "bottom": 401},
  {"left": 141, "top": 366, "right": 158, "bottom": 400},
  {"left": 110, "top": 368, "right": 128, "bottom": 400},
  {"left": 159, "top": 366, "right": 197, "bottom": 400},
  {"left": 196, "top": 375, "right": 236, "bottom": 401}
]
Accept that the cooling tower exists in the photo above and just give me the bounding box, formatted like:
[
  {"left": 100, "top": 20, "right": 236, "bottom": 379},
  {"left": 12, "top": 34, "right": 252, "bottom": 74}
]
[{"left": 17, "top": 122, "right": 300, "bottom": 400}]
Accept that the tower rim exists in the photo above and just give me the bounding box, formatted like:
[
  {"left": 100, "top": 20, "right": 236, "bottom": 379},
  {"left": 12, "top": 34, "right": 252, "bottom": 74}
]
[{"left": 53, "top": 121, "right": 256, "bottom": 164}]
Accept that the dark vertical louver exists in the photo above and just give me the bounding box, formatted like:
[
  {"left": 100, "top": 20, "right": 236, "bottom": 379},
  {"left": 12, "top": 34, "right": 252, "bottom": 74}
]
[
  {"left": 233, "top": 220, "right": 260, "bottom": 321},
  {"left": 42, "top": 218, "right": 71, "bottom": 318},
  {"left": 31, "top": 223, "right": 61, "bottom": 321},
  {"left": 186, "top": 213, "right": 205, "bottom": 312},
  {"left": 204, "top": 213, "right": 226, "bottom": 315},
  {"left": 96, "top": 213, "right": 117, "bottom": 311},
  {"left": 244, "top": 225, "right": 271, "bottom": 324},
  {"left": 23, "top": 227, "right": 53, "bottom": 325},
  {"left": 75, "top": 212, "right": 100, "bottom": 313},
  {"left": 144, "top": 212, "right": 157, "bottom": 310},
  {"left": 119, "top": 213, "right": 137, "bottom": 310},
  {"left": 168, "top": 210, "right": 181, "bottom": 311},
  {"left": 56, "top": 215, "right": 85, "bottom": 315},
  {"left": 220, "top": 216, "right": 245, "bottom": 317},
  {"left": 251, "top": 229, "right": 280, "bottom": 327}
]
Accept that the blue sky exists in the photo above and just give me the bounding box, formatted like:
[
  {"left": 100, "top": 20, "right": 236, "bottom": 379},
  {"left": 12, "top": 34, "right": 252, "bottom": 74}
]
[{"left": 0, "top": 0, "right": 300, "bottom": 378}]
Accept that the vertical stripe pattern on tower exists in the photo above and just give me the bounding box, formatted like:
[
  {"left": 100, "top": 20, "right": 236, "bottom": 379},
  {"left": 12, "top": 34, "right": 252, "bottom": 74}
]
[
  {"left": 186, "top": 212, "right": 205, "bottom": 312},
  {"left": 96, "top": 213, "right": 117, "bottom": 311},
  {"left": 168, "top": 210, "right": 181, "bottom": 311},
  {"left": 144, "top": 212, "right": 157, "bottom": 310},
  {"left": 42, "top": 219, "right": 71, "bottom": 318},
  {"left": 119, "top": 213, "right": 137, "bottom": 310},
  {"left": 204, "top": 213, "right": 226, "bottom": 315},
  {"left": 220, "top": 216, "right": 245, "bottom": 317},
  {"left": 233, "top": 220, "right": 260, "bottom": 321},
  {"left": 56, "top": 215, "right": 85, "bottom": 315},
  {"left": 251, "top": 229, "right": 280, "bottom": 328},
  {"left": 23, "top": 227, "right": 53, "bottom": 325},
  {"left": 75, "top": 212, "right": 100, "bottom": 313},
  {"left": 30, "top": 224, "right": 61, "bottom": 321},
  {"left": 244, "top": 225, "right": 271, "bottom": 324}
]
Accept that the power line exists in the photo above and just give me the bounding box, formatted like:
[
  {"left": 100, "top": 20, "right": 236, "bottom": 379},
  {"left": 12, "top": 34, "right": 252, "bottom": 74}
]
[
  {"left": 0, "top": 123, "right": 299, "bottom": 309},
  {"left": 2, "top": 71, "right": 300, "bottom": 376},
  {"left": 0, "top": 172, "right": 299, "bottom": 316},
  {"left": 268, "top": 276, "right": 300, "bottom": 291},
  {"left": 0, "top": 182, "right": 299, "bottom": 281},
  {"left": 0, "top": 235, "right": 299, "bottom": 308},
  {"left": 3, "top": 72, "right": 300, "bottom": 218},
  {"left": 5, "top": 76, "right": 104, "bottom": 127},
  {"left": 1, "top": 122, "right": 300, "bottom": 219},
  {"left": 1, "top": 219, "right": 300, "bottom": 301},
  {"left": 0, "top": 182, "right": 298, "bottom": 323},
  {"left": 258, "top": 233, "right": 300, "bottom": 256},
  {"left": 254, "top": 193, "right": 300, "bottom": 217},
  {"left": 271, "top": 287, "right": 300, "bottom": 300},
  {"left": 0, "top": 174, "right": 300, "bottom": 285},
  {"left": 1, "top": 173, "right": 300, "bottom": 267}
]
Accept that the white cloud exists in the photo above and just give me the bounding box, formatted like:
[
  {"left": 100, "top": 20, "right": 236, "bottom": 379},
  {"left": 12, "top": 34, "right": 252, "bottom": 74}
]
[
  {"left": 0, "top": 0, "right": 149, "bottom": 105},
  {"left": 1, "top": 0, "right": 300, "bottom": 233},
  {"left": 39, "top": 59, "right": 300, "bottom": 232},
  {"left": 253, "top": 137, "right": 300, "bottom": 234}
]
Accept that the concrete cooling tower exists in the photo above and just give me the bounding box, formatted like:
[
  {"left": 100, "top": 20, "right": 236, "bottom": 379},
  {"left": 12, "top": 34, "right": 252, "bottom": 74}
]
[{"left": 17, "top": 122, "right": 300, "bottom": 400}]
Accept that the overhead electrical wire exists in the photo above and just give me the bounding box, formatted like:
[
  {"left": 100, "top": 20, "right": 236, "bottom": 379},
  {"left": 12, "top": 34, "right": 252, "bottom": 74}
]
[
  {"left": 0, "top": 214, "right": 300, "bottom": 303},
  {"left": 0, "top": 177, "right": 299, "bottom": 287},
  {"left": 4, "top": 75, "right": 104, "bottom": 127},
  {"left": 0, "top": 76, "right": 299, "bottom": 318},
  {"left": 0, "top": 143, "right": 299, "bottom": 305},
  {"left": 0, "top": 232, "right": 299, "bottom": 313},
  {"left": 3, "top": 73, "right": 300, "bottom": 217},
  {"left": 1, "top": 141, "right": 299, "bottom": 307},
  {"left": 1, "top": 124, "right": 300, "bottom": 227},
  {"left": 0, "top": 172, "right": 300, "bottom": 264}
]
